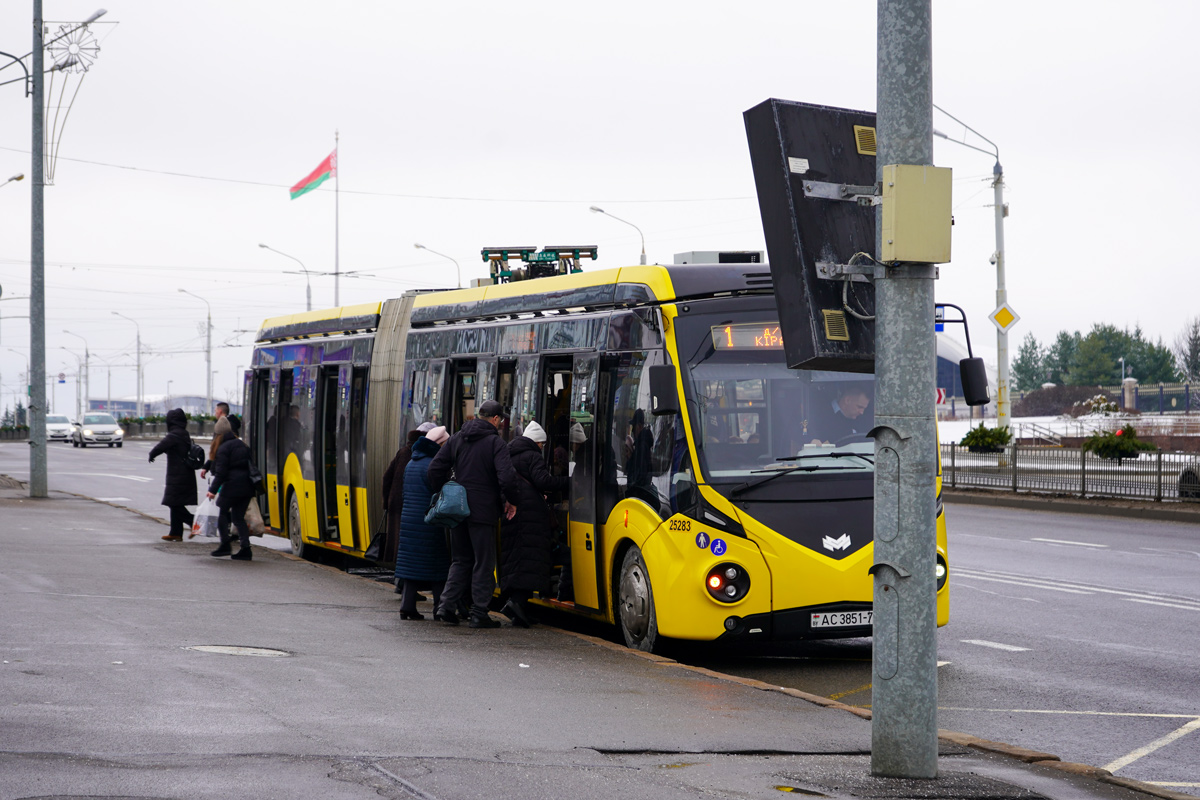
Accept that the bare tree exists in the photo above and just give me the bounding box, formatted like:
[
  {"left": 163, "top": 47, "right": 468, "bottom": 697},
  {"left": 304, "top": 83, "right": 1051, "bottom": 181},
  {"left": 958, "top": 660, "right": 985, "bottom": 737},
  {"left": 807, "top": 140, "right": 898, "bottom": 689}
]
[{"left": 1174, "top": 316, "right": 1200, "bottom": 382}]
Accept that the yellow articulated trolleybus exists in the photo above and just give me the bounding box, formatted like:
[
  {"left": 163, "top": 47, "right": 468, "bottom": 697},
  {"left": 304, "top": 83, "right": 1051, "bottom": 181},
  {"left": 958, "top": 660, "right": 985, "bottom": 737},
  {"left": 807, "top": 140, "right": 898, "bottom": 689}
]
[{"left": 245, "top": 251, "right": 949, "bottom": 652}]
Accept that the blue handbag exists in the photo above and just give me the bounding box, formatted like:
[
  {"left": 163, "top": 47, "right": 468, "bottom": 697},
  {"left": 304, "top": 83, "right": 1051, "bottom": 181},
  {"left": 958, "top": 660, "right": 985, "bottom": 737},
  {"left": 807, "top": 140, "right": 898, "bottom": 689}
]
[
  {"left": 425, "top": 480, "right": 470, "bottom": 527},
  {"left": 424, "top": 437, "right": 470, "bottom": 527}
]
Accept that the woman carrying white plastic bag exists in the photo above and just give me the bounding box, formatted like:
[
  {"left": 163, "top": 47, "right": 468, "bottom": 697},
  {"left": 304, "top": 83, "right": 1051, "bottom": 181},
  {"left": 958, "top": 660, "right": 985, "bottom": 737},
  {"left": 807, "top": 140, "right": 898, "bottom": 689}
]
[{"left": 190, "top": 495, "right": 221, "bottom": 538}]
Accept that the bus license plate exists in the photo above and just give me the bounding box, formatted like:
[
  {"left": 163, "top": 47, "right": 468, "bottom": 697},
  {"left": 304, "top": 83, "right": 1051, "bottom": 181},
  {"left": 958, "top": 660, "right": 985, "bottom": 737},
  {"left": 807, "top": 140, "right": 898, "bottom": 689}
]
[{"left": 811, "top": 611, "right": 872, "bottom": 629}]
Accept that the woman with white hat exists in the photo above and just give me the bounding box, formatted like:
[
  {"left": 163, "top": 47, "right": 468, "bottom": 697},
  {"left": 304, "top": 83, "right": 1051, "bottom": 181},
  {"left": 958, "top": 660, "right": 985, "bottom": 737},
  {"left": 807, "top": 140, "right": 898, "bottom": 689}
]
[{"left": 498, "top": 420, "right": 567, "bottom": 627}]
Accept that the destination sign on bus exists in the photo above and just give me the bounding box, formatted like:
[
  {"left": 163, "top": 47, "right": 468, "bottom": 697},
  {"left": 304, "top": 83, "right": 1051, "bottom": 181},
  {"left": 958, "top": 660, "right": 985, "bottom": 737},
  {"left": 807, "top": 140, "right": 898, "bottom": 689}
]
[{"left": 711, "top": 323, "right": 784, "bottom": 351}]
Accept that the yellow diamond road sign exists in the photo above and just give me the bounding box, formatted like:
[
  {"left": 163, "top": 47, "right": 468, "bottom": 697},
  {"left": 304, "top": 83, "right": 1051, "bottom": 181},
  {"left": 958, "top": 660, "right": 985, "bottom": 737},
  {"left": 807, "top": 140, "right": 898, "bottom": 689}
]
[{"left": 989, "top": 303, "right": 1020, "bottom": 333}]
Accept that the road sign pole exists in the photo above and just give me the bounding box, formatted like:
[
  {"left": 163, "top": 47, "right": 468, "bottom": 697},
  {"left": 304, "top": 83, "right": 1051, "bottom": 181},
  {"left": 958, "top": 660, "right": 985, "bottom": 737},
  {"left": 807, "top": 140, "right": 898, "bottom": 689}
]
[
  {"left": 871, "top": 0, "right": 939, "bottom": 778},
  {"left": 29, "top": 0, "right": 48, "bottom": 498}
]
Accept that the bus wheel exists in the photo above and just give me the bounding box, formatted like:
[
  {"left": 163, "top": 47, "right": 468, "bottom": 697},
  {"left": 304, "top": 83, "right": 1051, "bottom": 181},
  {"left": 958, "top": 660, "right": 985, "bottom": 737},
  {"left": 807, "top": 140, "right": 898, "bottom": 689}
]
[
  {"left": 287, "top": 491, "right": 314, "bottom": 561},
  {"left": 617, "top": 545, "right": 659, "bottom": 652}
]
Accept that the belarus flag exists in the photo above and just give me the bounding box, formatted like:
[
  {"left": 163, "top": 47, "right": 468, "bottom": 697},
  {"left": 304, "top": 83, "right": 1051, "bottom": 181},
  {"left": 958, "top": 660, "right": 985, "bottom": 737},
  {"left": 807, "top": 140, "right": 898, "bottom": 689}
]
[{"left": 290, "top": 151, "right": 337, "bottom": 199}]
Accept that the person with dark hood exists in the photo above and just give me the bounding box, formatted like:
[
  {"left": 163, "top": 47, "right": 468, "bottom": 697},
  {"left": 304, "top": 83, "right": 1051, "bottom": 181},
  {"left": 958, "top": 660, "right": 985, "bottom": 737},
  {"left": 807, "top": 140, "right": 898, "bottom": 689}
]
[
  {"left": 148, "top": 408, "right": 197, "bottom": 541},
  {"left": 427, "top": 398, "right": 521, "bottom": 628},
  {"left": 385, "top": 421, "right": 437, "bottom": 588},
  {"left": 394, "top": 426, "right": 452, "bottom": 619},
  {"left": 498, "top": 420, "right": 567, "bottom": 627},
  {"left": 207, "top": 415, "right": 256, "bottom": 561}
]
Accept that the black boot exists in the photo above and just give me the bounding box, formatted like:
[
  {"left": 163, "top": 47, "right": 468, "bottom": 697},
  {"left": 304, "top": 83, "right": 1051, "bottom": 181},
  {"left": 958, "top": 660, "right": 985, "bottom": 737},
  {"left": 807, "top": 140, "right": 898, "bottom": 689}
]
[
  {"left": 210, "top": 543, "right": 232, "bottom": 557},
  {"left": 434, "top": 606, "right": 459, "bottom": 626},
  {"left": 468, "top": 611, "right": 501, "bottom": 629},
  {"left": 502, "top": 599, "right": 531, "bottom": 628},
  {"left": 230, "top": 548, "right": 252, "bottom": 561}
]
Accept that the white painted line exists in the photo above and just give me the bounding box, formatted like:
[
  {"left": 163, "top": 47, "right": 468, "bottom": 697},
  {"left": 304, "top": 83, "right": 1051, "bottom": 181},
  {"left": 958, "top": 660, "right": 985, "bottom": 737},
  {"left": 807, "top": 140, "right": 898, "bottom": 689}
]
[
  {"left": 1104, "top": 716, "right": 1200, "bottom": 773},
  {"left": 1030, "top": 538, "right": 1108, "bottom": 548},
  {"left": 960, "top": 639, "right": 1030, "bottom": 652},
  {"left": 53, "top": 472, "right": 152, "bottom": 483},
  {"left": 95, "top": 497, "right": 132, "bottom": 502},
  {"left": 953, "top": 574, "right": 1092, "bottom": 595},
  {"left": 956, "top": 568, "right": 1200, "bottom": 607},
  {"left": 937, "top": 661, "right": 951, "bottom": 667},
  {"left": 1124, "top": 598, "right": 1200, "bottom": 611}
]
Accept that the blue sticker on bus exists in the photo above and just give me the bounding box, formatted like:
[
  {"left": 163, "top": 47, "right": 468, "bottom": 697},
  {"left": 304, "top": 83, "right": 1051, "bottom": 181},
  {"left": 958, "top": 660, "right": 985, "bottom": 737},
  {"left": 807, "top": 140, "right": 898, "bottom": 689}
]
[
  {"left": 710, "top": 538, "right": 727, "bottom": 556},
  {"left": 695, "top": 531, "right": 709, "bottom": 550}
]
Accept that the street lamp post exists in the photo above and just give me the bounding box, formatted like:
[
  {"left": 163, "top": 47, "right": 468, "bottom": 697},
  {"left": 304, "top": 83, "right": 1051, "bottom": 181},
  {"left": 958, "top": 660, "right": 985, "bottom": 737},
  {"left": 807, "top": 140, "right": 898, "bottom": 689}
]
[
  {"left": 259, "top": 243, "right": 312, "bottom": 312},
  {"left": 178, "top": 289, "right": 212, "bottom": 415},
  {"left": 589, "top": 206, "right": 647, "bottom": 265},
  {"left": 4, "top": 4, "right": 107, "bottom": 497},
  {"left": 63, "top": 329, "right": 88, "bottom": 414},
  {"left": 933, "top": 106, "right": 1010, "bottom": 430},
  {"left": 413, "top": 243, "right": 461, "bottom": 289},
  {"left": 2, "top": 173, "right": 23, "bottom": 187},
  {"left": 112, "top": 312, "right": 142, "bottom": 418}
]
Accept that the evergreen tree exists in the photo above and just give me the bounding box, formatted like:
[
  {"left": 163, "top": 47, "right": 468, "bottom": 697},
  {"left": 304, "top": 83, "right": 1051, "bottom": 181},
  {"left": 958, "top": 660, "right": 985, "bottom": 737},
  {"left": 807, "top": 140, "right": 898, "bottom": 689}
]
[
  {"left": 1065, "top": 334, "right": 1116, "bottom": 386},
  {"left": 1010, "top": 332, "right": 1045, "bottom": 391},
  {"left": 1173, "top": 317, "right": 1200, "bottom": 382},
  {"left": 1044, "top": 330, "right": 1081, "bottom": 385}
]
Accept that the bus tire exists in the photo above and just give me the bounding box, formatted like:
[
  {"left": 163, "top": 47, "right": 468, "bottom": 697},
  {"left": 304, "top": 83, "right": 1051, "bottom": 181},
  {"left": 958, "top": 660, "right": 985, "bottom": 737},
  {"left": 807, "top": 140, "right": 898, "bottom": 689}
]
[
  {"left": 617, "top": 545, "right": 659, "bottom": 653},
  {"left": 287, "top": 490, "right": 315, "bottom": 561}
]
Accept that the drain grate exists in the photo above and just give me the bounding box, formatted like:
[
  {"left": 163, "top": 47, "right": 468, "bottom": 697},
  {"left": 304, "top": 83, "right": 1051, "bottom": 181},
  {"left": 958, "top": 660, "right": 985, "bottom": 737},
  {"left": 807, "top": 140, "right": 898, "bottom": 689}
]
[{"left": 185, "top": 645, "right": 291, "bottom": 657}]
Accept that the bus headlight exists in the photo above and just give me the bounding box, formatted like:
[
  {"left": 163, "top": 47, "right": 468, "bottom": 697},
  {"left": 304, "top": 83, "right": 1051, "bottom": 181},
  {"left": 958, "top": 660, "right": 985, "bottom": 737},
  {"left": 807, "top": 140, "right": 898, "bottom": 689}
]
[
  {"left": 936, "top": 555, "right": 948, "bottom": 591},
  {"left": 706, "top": 562, "right": 750, "bottom": 603}
]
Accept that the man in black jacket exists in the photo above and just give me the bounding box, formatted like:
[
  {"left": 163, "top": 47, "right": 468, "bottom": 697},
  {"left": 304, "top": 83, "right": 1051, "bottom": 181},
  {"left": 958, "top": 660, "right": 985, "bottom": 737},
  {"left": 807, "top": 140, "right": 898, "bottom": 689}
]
[{"left": 428, "top": 399, "right": 521, "bottom": 628}]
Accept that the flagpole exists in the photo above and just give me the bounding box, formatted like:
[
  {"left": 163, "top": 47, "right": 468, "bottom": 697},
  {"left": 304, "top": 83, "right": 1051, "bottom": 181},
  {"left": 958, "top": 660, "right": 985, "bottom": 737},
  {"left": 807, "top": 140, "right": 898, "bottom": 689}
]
[{"left": 334, "top": 130, "right": 340, "bottom": 307}]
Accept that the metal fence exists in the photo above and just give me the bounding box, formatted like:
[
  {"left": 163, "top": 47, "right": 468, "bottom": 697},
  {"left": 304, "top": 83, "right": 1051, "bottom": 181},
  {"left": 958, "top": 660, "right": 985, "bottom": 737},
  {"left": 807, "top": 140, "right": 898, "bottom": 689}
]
[{"left": 941, "top": 444, "right": 1200, "bottom": 503}]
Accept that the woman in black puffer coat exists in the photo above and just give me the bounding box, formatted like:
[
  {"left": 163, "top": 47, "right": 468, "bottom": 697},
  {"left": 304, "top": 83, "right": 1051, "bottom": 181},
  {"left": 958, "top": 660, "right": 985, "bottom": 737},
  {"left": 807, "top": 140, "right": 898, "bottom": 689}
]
[
  {"left": 148, "top": 408, "right": 197, "bottom": 541},
  {"left": 207, "top": 417, "right": 256, "bottom": 561},
  {"left": 498, "top": 421, "right": 567, "bottom": 627},
  {"left": 394, "top": 426, "right": 452, "bottom": 619}
]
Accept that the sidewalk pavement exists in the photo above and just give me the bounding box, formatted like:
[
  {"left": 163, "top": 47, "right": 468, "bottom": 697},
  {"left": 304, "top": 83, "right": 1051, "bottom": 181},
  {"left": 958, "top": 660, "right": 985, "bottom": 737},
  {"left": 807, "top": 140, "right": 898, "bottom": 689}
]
[{"left": 1, "top": 482, "right": 1193, "bottom": 800}]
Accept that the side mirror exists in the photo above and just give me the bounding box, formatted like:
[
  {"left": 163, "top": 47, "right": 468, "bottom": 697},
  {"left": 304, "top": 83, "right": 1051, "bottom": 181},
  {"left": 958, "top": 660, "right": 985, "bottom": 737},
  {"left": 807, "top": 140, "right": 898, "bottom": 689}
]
[
  {"left": 648, "top": 364, "right": 680, "bottom": 416},
  {"left": 960, "top": 357, "right": 990, "bottom": 406}
]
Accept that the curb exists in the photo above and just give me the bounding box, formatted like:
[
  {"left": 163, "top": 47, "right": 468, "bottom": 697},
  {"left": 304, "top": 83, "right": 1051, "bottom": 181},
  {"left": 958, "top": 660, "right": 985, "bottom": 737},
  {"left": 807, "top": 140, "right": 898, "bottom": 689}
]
[
  {"left": 943, "top": 488, "right": 1200, "bottom": 524},
  {"left": 42, "top": 486, "right": 1198, "bottom": 800}
]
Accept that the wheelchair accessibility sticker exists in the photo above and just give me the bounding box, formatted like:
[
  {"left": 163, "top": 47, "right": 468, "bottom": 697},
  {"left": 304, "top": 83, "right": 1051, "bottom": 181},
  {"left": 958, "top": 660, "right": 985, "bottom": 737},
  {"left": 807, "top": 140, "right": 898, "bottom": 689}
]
[
  {"left": 695, "top": 531, "right": 709, "bottom": 550},
  {"left": 710, "top": 538, "right": 727, "bottom": 556}
]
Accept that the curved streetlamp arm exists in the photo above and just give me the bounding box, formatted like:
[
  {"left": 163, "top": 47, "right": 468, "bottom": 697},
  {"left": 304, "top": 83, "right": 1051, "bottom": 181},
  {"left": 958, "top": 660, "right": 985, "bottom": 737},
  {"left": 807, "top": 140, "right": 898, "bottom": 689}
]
[{"left": 933, "top": 103, "right": 1000, "bottom": 168}]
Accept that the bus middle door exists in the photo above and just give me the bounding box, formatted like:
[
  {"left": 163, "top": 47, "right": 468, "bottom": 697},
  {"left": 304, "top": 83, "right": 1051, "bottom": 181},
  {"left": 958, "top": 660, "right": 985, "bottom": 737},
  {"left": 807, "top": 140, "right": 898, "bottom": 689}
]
[{"left": 567, "top": 352, "right": 601, "bottom": 613}]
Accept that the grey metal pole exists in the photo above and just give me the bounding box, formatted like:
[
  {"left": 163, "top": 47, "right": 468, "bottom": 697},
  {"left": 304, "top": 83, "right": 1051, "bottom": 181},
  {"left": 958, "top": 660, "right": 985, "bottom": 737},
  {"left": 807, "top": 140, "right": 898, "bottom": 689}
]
[
  {"left": 872, "top": 0, "right": 939, "bottom": 778},
  {"left": 206, "top": 307, "right": 212, "bottom": 413},
  {"left": 29, "top": 0, "right": 48, "bottom": 497},
  {"left": 993, "top": 163, "right": 1009, "bottom": 429}
]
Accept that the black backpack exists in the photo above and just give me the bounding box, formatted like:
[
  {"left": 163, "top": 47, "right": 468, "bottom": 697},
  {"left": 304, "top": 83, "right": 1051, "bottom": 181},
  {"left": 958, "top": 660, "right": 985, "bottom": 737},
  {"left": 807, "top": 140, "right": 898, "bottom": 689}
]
[{"left": 185, "top": 442, "right": 206, "bottom": 470}]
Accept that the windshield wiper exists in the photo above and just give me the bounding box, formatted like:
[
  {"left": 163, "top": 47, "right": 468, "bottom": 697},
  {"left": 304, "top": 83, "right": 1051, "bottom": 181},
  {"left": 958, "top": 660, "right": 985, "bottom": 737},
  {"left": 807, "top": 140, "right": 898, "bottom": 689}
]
[
  {"left": 778, "top": 451, "right": 874, "bottom": 465},
  {"left": 732, "top": 464, "right": 849, "bottom": 497}
]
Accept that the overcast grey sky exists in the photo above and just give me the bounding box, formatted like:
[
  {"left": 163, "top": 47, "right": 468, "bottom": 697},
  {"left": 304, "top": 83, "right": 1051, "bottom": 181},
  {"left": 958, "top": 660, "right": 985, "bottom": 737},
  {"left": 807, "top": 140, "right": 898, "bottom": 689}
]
[{"left": 1, "top": 1, "right": 1196, "bottom": 413}]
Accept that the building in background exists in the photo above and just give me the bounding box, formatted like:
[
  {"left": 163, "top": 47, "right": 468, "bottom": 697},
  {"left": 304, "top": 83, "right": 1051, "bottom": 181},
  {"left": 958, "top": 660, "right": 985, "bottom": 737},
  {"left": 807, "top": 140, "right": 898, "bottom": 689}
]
[{"left": 89, "top": 395, "right": 242, "bottom": 418}]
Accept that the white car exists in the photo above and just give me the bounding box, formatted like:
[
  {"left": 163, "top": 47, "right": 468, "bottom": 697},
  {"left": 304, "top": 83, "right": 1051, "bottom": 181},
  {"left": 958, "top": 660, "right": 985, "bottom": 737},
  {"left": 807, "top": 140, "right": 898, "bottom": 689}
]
[
  {"left": 73, "top": 413, "right": 124, "bottom": 448},
  {"left": 46, "top": 415, "right": 74, "bottom": 443}
]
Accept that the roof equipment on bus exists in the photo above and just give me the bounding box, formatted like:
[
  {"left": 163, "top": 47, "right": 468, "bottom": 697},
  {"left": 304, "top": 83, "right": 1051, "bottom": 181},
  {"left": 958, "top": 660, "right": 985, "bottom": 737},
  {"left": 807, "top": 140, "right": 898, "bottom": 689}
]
[{"left": 481, "top": 245, "right": 598, "bottom": 284}]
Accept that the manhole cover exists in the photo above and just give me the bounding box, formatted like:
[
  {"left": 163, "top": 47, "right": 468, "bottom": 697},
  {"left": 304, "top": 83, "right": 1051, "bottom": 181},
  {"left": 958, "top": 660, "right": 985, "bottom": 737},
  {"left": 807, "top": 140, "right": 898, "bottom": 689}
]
[{"left": 185, "top": 645, "right": 291, "bottom": 657}]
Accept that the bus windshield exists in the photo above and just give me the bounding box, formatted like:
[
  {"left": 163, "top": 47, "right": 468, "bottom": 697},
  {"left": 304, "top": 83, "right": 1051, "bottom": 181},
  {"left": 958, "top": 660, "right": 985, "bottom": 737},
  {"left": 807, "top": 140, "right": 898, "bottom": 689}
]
[{"left": 676, "top": 306, "right": 875, "bottom": 483}]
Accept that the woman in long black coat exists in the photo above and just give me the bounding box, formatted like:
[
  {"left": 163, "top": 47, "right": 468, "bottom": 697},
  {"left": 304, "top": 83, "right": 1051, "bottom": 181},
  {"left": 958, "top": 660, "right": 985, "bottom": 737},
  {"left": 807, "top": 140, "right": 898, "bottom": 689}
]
[
  {"left": 394, "top": 426, "right": 452, "bottom": 619},
  {"left": 499, "top": 421, "right": 567, "bottom": 627},
  {"left": 207, "top": 418, "right": 256, "bottom": 561},
  {"left": 384, "top": 422, "right": 435, "bottom": 582},
  {"left": 148, "top": 408, "right": 197, "bottom": 541}
]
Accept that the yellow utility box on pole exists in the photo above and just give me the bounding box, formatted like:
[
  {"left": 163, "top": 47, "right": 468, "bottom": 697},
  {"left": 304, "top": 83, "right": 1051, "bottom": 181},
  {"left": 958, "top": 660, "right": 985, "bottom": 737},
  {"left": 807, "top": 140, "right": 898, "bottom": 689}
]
[{"left": 880, "top": 164, "right": 952, "bottom": 264}]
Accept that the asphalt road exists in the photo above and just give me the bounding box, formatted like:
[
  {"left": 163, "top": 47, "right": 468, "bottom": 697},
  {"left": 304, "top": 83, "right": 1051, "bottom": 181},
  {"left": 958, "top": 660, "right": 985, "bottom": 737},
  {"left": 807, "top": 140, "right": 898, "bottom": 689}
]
[
  {"left": 3, "top": 440, "right": 1198, "bottom": 795},
  {"left": 675, "top": 503, "right": 1200, "bottom": 795},
  {"left": 0, "top": 438, "right": 292, "bottom": 550}
]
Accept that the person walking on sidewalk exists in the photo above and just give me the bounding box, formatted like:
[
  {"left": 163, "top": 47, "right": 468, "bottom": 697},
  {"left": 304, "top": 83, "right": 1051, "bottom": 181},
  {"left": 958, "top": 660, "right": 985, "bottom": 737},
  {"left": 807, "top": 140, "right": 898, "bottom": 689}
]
[
  {"left": 207, "top": 416, "right": 256, "bottom": 561},
  {"left": 200, "top": 402, "right": 231, "bottom": 481},
  {"left": 394, "top": 425, "right": 451, "bottom": 619},
  {"left": 149, "top": 408, "right": 197, "bottom": 542},
  {"left": 427, "top": 399, "right": 520, "bottom": 628},
  {"left": 498, "top": 421, "right": 566, "bottom": 627}
]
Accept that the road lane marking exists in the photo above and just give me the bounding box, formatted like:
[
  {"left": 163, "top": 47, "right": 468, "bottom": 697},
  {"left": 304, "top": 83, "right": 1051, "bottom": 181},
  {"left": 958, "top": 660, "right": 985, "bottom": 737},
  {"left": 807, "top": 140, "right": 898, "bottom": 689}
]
[
  {"left": 1124, "top": 598, "right": 1200, "bottom": 611},
  {"left": 940, "top": 707, "right": 1200, "bottom": 719},
  {"left": 952, "top": 574, "right": 1092, "bottom": 594},
  {"left": 955, "top": 568, "right": 1200, "bottom": 607},
  {"left": 51, "top": 472, "right": 152, "bottom": 483},
  {"left": 96, "top": 497, "right": 132, "bottom": 502},
  {"left": 1104, "top": 716, "right": 1200, "bottom": 773},
  {"left": 1030, "top": 538, "right": 1109, "bottom": 548},
  {"left": 960, "top": 639, "right": 1030, "bottom": 652}
]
